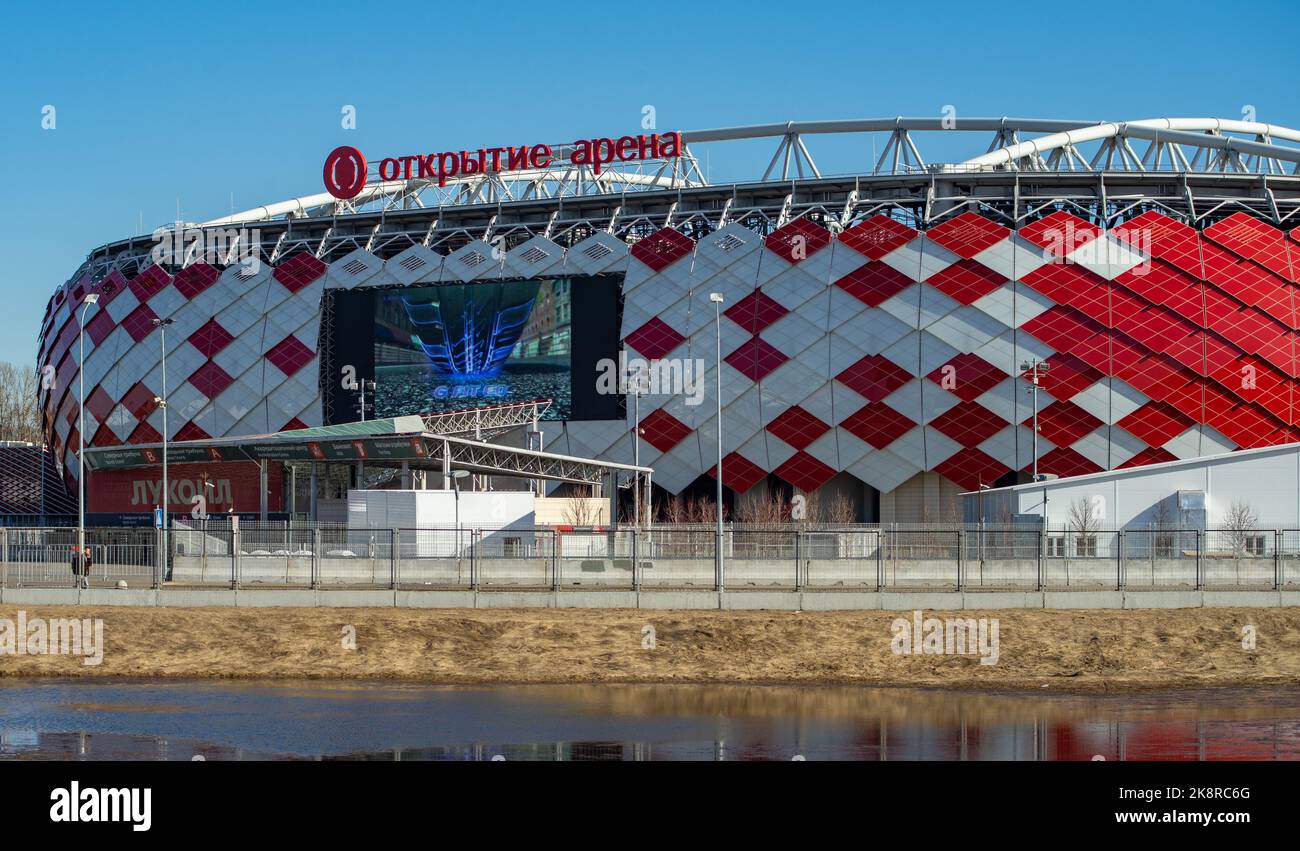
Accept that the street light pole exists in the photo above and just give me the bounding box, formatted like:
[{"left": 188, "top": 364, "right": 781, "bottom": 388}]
[
  {"left": 631, "top": 378, "right": 641, "bottom": 528},
  {"left": 77, "top": 293, "right": 100, "bottom": 577},
  {"left": 709, "top": 292, "right": 725, "bottom": 593},
  {"left": 1020, "top": 358, "right": 1050, "bottom": 481},
  {"left": 152, "top": 317, "right": 174, "bottom": 580}
]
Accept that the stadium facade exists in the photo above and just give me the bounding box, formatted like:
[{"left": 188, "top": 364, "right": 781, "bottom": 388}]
[{"left": 32, "top": 117, "right": 1300, "bottom": 522}]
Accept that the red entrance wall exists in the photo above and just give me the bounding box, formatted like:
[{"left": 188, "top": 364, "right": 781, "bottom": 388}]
[{"left": 87, "top": 461, "right": 284, "bottom": 515}]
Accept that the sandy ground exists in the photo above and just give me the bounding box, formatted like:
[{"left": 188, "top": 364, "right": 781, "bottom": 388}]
[{"left": 1, "top": 606, "right": 1298, "bottom": 691}]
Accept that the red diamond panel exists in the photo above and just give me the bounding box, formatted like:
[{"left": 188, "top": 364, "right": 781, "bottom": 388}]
[
  {"left": 1212, "top": 355, "right": 1290, "bottom": 413},
  {"left": 1114, "top": 260, "right": 1204, "bottom": 320},
  {"left": 128, "top": 266, "right": 171, "bottom": 304},
  {"left": 188, "top": 318, "right": 235, "bottom": 358},
  {"left": 838, "top": 215, "right": 917, "bottom": 260},
  {"left": 725, "top": 336, "right": 789, "bottom": 381},
  {"left": 281, "top": 417, "right": 310, "bottom": 432},
  {"left": 1204, "top": 212, "right": 1296, "bottom": 284},
  {"left": 127, "top": 421, "right": 163, "bottom": 445},
  {"left": 120, "top": 381, "right": 158, "bottom": 420},
  {"left": 1034, "top": 446, "right": 1101, "bottom": 478},
  {"left": 840, "top": 404, "right": 916, "bottom": 449},
  {"left": 708, "top": 451, "right": 767, "bottom": 494},
  {"left": 1036, "top": 354, "right": 1103, "bottom": 402},
  {"left": 1021, "top": 260, "right": 1110, "bottom": 314},
  {"left": 624, "top": 317, "right": 685, "bottom": 360},
  {"left": 836, "top": 354, "right": 912, "bottom": 403},
  {"left": 1030, "top": 400, "right": 1103, "bottom": 447},
  {"left": 120, "top": 303, "right": 160, "bottom": 343},
  {"left": 1117, "top": 446, "right": 1178, "bottom": 469},
  {"left": 1112, "top": 211, "right": 1198, "bottom": 262},
  {"left": 934, "top": 449, "right": 1009, "bottom": 491},
  {"left": 926, "top": 211, "right": 1009, "bottom": 259},
  {"left": 765, "top": 218, "right": 832, "bottom": 264},
  {"left": 773, "top": 451, "right": 837, "bottom": 492},
  {"left": 930, "top": 401, "right": 1007, "bottom": 448},
  {"left": 1021, "top": 307, "right": 1111, "bottom": 372},
  {"left": 639, "top": 408, "right": 692, "bottom": 452},
  {"left": 927, "top": 353, "right": 1005, "bottom": 402},
  {"left": 172, "top": 263, "right": 221, "bottom": 299},
  {"left": 1116, "top": 402, "right": 1194, "bottom": 448},
  {"left": 94, "top": 270, "right": 128, "bottom": 309},
  {"left": 273, "top": 253, "right": 327, "bottom": 293},
  {"left": 1019, "top": 211, "right": 1102, "bottom": 257},
  {"left": 1200, "top": 241, "right": 1294, "bottom": 319},
  {"left": 630, "top": 227, "right": 694, "bottom": 271},
  {"left": 174, "top": 421, "right": 211, "bottom": 442},
  {"left": 85, "top": 309, "right": 116, "bottom": 347},
  {"left": 766, "top": 405, "right": 831, "bottom": 450},
  {"left": 724, "top": 290, "right": 789, "bottom": 334},
  {"left": 90, "top": 423, "right": 120, "bottom": 448},
  {"left": 85, "top": 385, "right": 116, "bottom": 423},
  {"left": 266, "top": 335, "right": 315, "bottom": 377},
  {"left": 833, "top": 262, "right": 914, "bottom": 306},
  {"left": 189, "top": 360, "right": 235, "bottom": 399},
  {"left": 1112, "top": 303, "right": 1205, "bottom": 373},
  {"left": 924, "top": 259, "right": 1005, "bottom": 304}
]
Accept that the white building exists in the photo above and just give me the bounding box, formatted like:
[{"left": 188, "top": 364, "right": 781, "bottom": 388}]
[{"left": 964, "top": 442, "right": 1300, "bottom": 530}]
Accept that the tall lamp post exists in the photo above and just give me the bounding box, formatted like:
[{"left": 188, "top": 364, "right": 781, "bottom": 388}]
[
  {"left": 1020, "top": 358, "right": 1050, "bottom": 481},
  {"left": 709, "top": 292, "right": 725, "bottom": 592},
  {"left": 630, "top": 367, "right": 648, "bottom": 527},
  {"left": 152, "top": 317, "right": 175, "bottom": 582},
  {"left": 77, "top": 293, "right": 100, "bottom": 577}
]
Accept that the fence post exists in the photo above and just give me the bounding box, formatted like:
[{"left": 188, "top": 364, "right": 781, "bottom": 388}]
[
  {"left": 1195, "top": 530, "right": 1202, "bottom": 590},
  {"left": 470, "top": 529, "right": 480, "bottom": 592},
  {"left": 1, "top": 526, "right": 7, "bottom": 589},
  {"left": 551, "top": 529, "right": 560, "bottom": 592},
  {"left": 1116, "top": 530, "right": 1125, "bottom": 591},
  {"left": 1036, "top": 528, "right": 1044, "bottom": 592},
  {"left": 389, "top": 528, "right": 398, "bottom": 590},
  {"left": 875, "top": 529, "right": 883, "bottom": 592},
  {"left": 955, "top": 530, "right": 964, "bottom": 592},
  {"left": 794, "top": 530, "right": 803, "bottom": 591},
  {"left": 1275, "top": 530, "right": 1281, "bottom": 591},
  {"left": 631, "top": 528, "right": 640, "bottom": 592},
  {"left": 231, "top": 524, "right": 240, "bottom": 590},
  {"left": 312, "top": 527, "right": 321, "bottom": 589},
  {"left": 153, "top": 527, "right": 161, "bottom": 590}
]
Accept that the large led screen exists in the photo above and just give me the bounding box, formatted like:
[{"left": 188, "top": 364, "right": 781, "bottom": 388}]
[
  {"left": 323, "top": 276, "right": 622, "bottom": 424},
  {"left": 374, "top": 279, "right": 573, "bottom": 418}
]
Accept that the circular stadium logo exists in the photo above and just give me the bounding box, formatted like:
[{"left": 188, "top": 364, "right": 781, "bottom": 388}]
[{"left": 323, "top": 145, "right": 367, "bottom": 200}]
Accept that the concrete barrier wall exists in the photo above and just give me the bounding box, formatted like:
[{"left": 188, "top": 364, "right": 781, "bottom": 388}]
[{"left": 3, "top": 585, "right": 1300, "bottom": 609}]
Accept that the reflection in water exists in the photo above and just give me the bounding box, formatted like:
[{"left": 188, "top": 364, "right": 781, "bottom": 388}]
[{"left": 1, "top": 680, "right": 1299, "bottom": 761}]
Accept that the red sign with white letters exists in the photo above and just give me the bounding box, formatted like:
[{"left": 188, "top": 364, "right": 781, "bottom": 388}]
[{"left": 323, "top": 132, "right": 682, "bottom": 200}]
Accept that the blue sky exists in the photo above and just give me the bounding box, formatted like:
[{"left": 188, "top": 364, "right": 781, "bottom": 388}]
[{"left": 1, "top": 0, "right": 1297, "bottom": 367}]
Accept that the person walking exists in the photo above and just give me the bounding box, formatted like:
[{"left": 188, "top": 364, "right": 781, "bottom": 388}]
[{"left": 81, "top": 546, "right": 93, "bottom": 589}]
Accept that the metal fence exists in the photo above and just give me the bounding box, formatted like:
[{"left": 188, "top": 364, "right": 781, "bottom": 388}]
[{"left": 3, "top": 522, "right": 1300, "bottom": 592}]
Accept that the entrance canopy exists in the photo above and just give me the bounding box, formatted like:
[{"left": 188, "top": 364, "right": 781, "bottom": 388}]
[{"left": 82, "top": 401, "right": 652, "bottom": 487}]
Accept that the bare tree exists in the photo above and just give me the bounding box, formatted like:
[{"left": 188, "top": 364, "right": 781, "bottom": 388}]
[
  {"left": 0, "top": 361, "right": 41, "bottom": 444},
  {"left": 561, "top": 496, "right": 599, "bottom": 527},
  {"left": 1151, "top": 497, "right": 1177, "bottom": 557},
  {"left": 1067, "top": 497, "right": 1101, "bottom": 557},
  {"left": 824, "top": 492, "right": 857, "bottom": 525},
  {"left": 1223, "top": 499, "right": 1259, "bottom": 556}
]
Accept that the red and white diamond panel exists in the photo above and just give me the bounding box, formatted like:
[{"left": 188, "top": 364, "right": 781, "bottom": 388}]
[
  {"left": 39, "top": 209, "right": 1300, "bottom": 500},
  {"left": 39, "top": 256, "right": 327, "bottom": 486},
  {"left": 593, "top": 210, "right": 1300, "bottom": 494}
]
